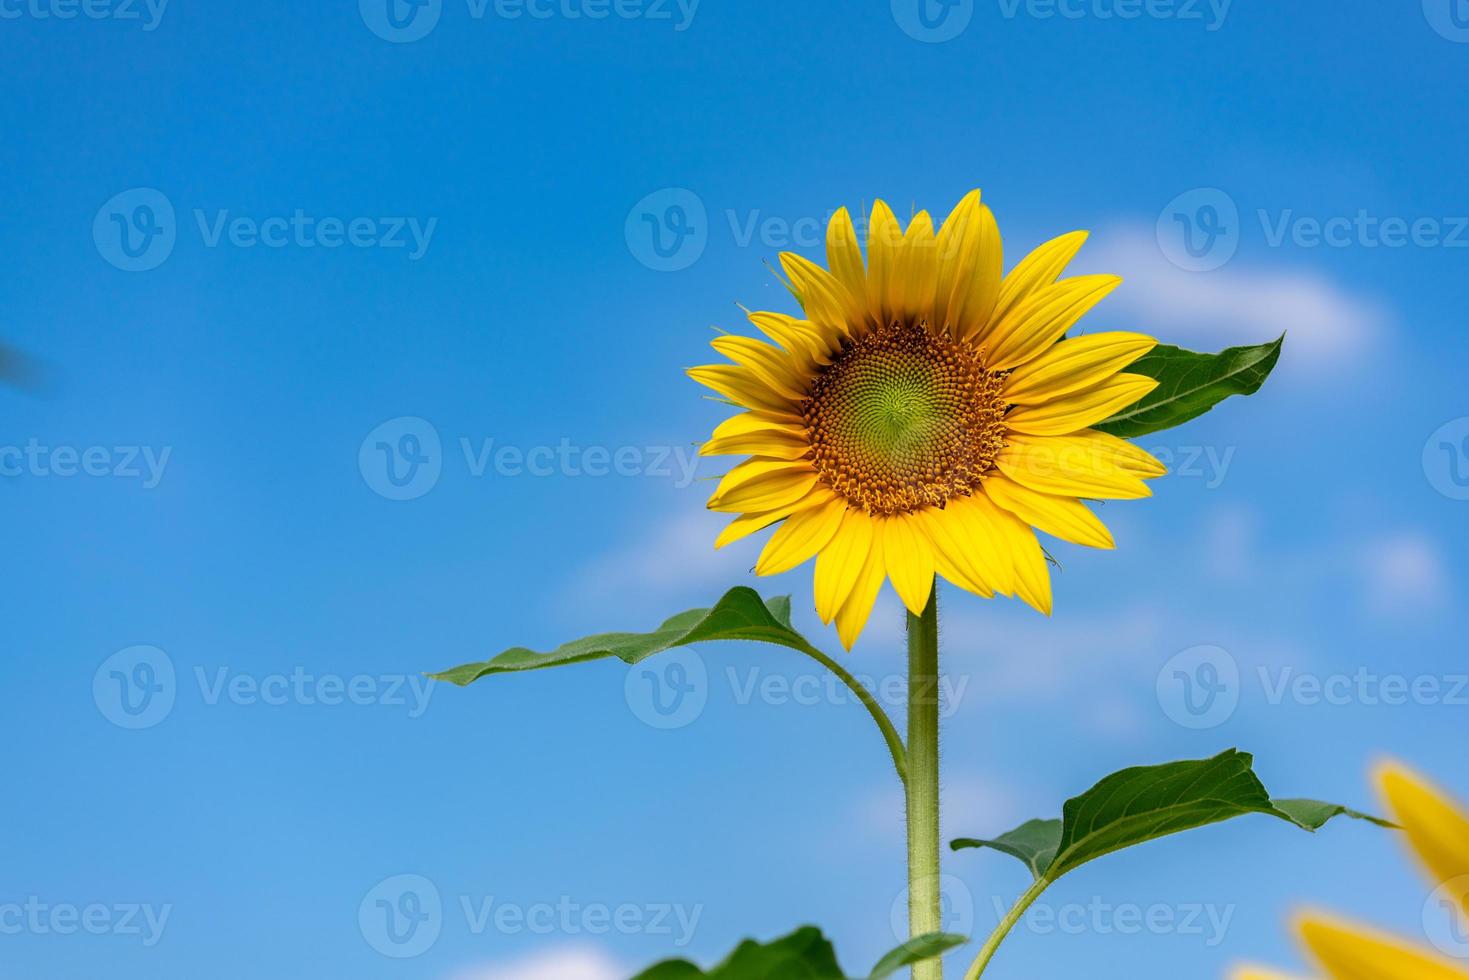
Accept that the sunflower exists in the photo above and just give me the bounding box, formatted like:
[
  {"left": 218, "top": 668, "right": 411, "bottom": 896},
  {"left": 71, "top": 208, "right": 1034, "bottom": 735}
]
[
  {"left": 690, "top": 190, "right": 1166, "bottom": 648},
  {"left": 1233, "top": 762, "right": 1469, "bottom": 980}
]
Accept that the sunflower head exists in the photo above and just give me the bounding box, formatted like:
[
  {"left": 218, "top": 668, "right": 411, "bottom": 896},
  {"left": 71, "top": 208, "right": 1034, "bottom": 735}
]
[{"left": 691, "top": 191, "right": 1165, "bottom": 649}]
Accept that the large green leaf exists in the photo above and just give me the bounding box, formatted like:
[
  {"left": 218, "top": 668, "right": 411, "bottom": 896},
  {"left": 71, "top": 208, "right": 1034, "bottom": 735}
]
[
  {"left": 952, "top": 750, "right": 1389, "bottom": 882},
  {"left": 631, "top": 927, "right": 846, "bottom": 979},
  {"left": 1094, "top": 336, "right": 1283, "bottom": 438},
  {"left": 630, "top": 927, "right": 963, "bottom": 980},
  {"left": 868, "top": 932, "right": 968, "bottom": 979},
  {"left": 430, "top": 587, "right": 811, "bottom": 685}
]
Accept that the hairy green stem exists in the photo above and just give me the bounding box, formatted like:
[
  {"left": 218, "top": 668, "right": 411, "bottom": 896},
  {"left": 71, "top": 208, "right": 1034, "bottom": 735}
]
[
  {"left": 906, "top": 584, "right": 942, "bottom": 980},
  {"left": 964, "top": 878, "right": 1049, "bottom": 980},
  {"left": 799, "top": 643, "right": 908, "bottom": 784}
]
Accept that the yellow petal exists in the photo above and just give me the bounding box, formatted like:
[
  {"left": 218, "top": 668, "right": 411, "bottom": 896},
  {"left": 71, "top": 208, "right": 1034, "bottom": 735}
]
[
  {"left": 710, "top": 335, "right": 810, "bottom": 402},
  {"left": 1003, "top": 331, "right": 1158, "bottom": 405},
  {"left": 813, "top": 508, "right": 876, "bottom": 623},
  {"left": 701, "top": 411, "right": 809, "bottom": 458},
  {"left": 983, "top": 274, "right": 1122, "bottom": 371},
  {"left": 1069, "top": 429, "right": 1169, "bottom": 478},
  {"left": 866, "top": 200, "right": 903, "bottom": 323},
  {"left": 747, "top": 310, "right": 835, "bottom": 367},
  {"left": 883, "top": 513, "right": 935, "bottom": 615},
  {"left": 916, "top": 505, "right": 997, "bottom": 599},
  {"left": 1229, "top": 966, "right": 1315, "bottom": 980},
  {"left": 982, "top": 474, "right": 1115, "bottom": 549},
  {"left": 892, "top": 211, "right": 938, "bottom": 325},
  {"left": 1004, "top": 373, "right": 1158, "bottom": 437},
  {"left": 834, "top": 525, "right": 887, "bottom": 650},
  {"left": 713, "top": 486, "right": 833, "bottom": 549},
  {"left": 688, "top": 364, "right": 798, "bottom": 414},
  {"left": 826, "top": 207, "right": 869, "bottom": 325},
  {"left": 996, "top": 435, "right": 1153, "bottom": 499},
  {"left": 984, "top": 498, "right": 1053, "bottom": 615},
  {"left": 935, "top": 194, "right": 1003, "bottom": 342},
  {"left": 989, "top": 229, "right": 1090, "bottom": 329},
  {"left": 1375, "top": 761, "right": 1469, "bottom": 917},
  {"left": 1296, "top": 911, "right": 1469, "bottom": 980},
  {"left": 755, "top": 494, "right": 848, "bottom": 576},
  {"left": 708, "top": 458, "right": 818, "bottom": 513},
  {"left": 780, "top": 252, "right": 853, "bottom": 342}
]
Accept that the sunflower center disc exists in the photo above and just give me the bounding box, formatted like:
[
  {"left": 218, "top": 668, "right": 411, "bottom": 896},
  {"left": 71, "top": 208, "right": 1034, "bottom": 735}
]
[{"left": 803, "top": 323, "right": 1008, "bottom": 516}]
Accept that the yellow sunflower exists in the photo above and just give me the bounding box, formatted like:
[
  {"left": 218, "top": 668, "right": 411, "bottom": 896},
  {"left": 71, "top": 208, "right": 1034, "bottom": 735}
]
[
  {"left": 1233, "top": 761, "right": 1469, "bottom": 980},
  {"left": 690, "top": 190, "right": 1166, "bottom": 648}
]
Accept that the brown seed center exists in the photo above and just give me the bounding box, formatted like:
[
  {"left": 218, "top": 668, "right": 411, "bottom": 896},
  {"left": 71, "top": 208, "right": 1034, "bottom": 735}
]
[{"left": 802, "top": 323, "right": 1007, "bottom": 516}]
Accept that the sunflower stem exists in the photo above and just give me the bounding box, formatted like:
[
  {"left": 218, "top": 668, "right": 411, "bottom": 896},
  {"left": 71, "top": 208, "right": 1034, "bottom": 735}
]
[
  {"left": 964, "top": 877, "right": 1049, "bottom": 980},
  {"left": 906, "top": 582, "right": 943, "bottom": 980}
]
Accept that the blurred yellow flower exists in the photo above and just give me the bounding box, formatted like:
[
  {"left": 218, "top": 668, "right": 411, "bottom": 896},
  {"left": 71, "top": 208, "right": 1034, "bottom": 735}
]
[{"left": 1232, "top": 761, "right": 1469, "bottom": 979}]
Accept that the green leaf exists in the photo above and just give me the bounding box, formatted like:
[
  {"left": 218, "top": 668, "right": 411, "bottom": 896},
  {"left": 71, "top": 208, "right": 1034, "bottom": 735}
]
[
  {"left": 952, "top": 819, "right": 1060, "bottom": 881},
  {"left": 952, "top": 749, "right": 1386, "bottom": 882},
  {"left": 631, "top": 926, "right": 847, "bottom": 979},
  {"left": 868, "top": 932, "right": 968, "bottom": 979},
  {"left": 1093, "top": 336, "right": 1283, "bottom": 438},
  {"left": 430, "top": 587, "right": 810, "bottom": 686}
]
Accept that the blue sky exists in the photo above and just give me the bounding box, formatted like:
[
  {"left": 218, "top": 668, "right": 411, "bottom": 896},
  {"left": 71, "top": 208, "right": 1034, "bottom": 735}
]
[{"left": 4, "top": 2, "right": 1469, "bottom": 978}]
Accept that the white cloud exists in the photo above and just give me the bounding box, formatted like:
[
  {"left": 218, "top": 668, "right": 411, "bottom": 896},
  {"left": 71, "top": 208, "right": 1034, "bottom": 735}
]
[
  {"left": 448, "top": 946, "right": 626, "bottom": 980},
  {"left": 1080, "top": 225, "right": 1390, "bottom": 370},
  {"left": 1357, "top": 531, "right": 1451, "bottom": 617},
  {"left": 564, "top": 506, "right": 757, "bottom": 611}
]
